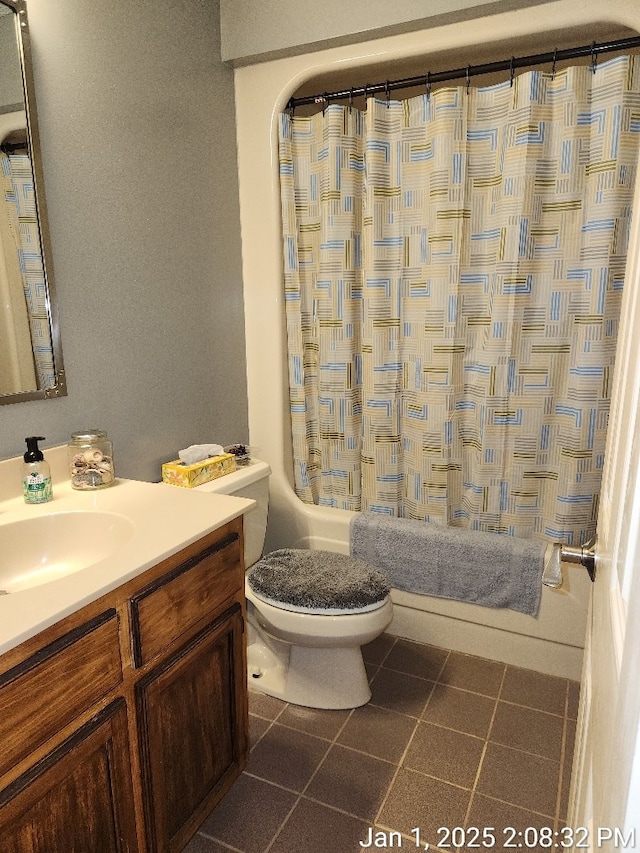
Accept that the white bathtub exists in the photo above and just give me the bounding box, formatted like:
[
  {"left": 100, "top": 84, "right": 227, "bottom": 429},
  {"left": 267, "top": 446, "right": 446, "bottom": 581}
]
[
  {"left": 258, "top": 483, "right": 590, "bottom": 680},
  {"left": 229, "top": 0, "right": 624, "bottom": 682}
]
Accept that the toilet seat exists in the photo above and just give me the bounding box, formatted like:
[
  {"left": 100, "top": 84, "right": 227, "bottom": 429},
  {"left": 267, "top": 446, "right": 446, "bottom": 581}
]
[
  {"left": 247, "top": 586, "right": 389, "bottom": 616},
  {"left": 245, "top": 580, "right": 393, "bottom": 646},
  {"left": 247, "top": 548, "right": 390, "bottom": 616}
]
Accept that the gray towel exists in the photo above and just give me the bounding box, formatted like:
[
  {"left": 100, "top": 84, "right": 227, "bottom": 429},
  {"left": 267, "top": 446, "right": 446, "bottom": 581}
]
[{"left": 350, "top": 512, "right": 547, "bottom": 616}]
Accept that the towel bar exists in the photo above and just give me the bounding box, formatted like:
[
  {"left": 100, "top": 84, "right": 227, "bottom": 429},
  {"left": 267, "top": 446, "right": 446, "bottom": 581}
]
[{"left": 560, "top": 537, "right": 597, "bottom": 582}]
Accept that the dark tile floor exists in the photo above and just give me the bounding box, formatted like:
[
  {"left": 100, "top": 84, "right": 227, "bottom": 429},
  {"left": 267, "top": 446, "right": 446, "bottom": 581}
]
[{"left": 185, "top": 634, "right": 580, "bottom": 853}]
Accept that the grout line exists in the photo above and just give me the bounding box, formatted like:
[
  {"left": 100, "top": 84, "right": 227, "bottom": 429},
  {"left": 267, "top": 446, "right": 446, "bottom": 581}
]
[
  {"left": 306, "top": 738, "right": 406, "bottom": 768},
  {"left": 247, "top": 700, "right": 288, "bottom": 725},
  {"left": 423, "top": 679, "right": 512, "bottom": 709},
  {"left": 250, "top": 715, "right": 349, "bottom": 747},
  {"left": 247, "top": 694, "right": 290, "bottom": 752},
  {"left": 368, "top": 690, "right": 438, "bottom": 722},
  {"left": 378, "top": 662, "right": 445, "bottom": 682},
  {"left": 360, "top": 635, "right": 396, "bottom": 670},
  {"left": 372, "top": 716, "right": 422, "bottom": 826},
  {"left": 415, "top": 717, "right": 486, "bottom": 745},
  {"left": 372, "top": 651, "right": 448, "bottom": 825},
  {"left": 300, "top": 791, "right": 382, "bottom": 823},
  {"left": 463, "top": 662, "right": 506, "bottom": 826},
  {"left": 263, "top": 794, "right": 302, "bottom": 853},
  {"left": 492, "top": 696, "right": 567, "bottom": 718},
  {"left": 262, "top": 703, "right": 356, "bottom": 853},
  {"left": 195, "top": 830, "right": 244, "bottom": 852},
  {"left": 381, "top": 763, "right": 488, "bottom": 795},
  {"left": 376, "top": 633, "right": 397, "bottom": 666},
  {"left": 416, "top": 714, "right": 494, "bottom": 739},
  {"left": 298, "top": 710, "right": 355, "bottom": 796},
  {"left": 434, "top": 646, "right": 451, "bottom": 682},
  {"left": 553, "top": 681, "right": 571, "bottom": 827},
  {"left": 248, "top": 715, "right": 276, "bottom": 752},
  {"left": 380, "top": 660, "right": 508, "bottom": 698},
  {"left": 474, "top": 740, "right": 564, "bottom": 764},
  {"left": 242, "top": 769, "right": 306, "bottom": 796},
  {"left": 469, "top": 790, "right": 562, "bottom": 822},
  {"left": 364, "top": 662, "right": 381, "bottom": 683}
]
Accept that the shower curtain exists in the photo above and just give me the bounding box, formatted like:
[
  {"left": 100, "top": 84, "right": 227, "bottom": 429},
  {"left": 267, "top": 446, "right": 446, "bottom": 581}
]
[
  {"left": 1, "top": 151, "right": 54, "bottom": 391},
  {"left": 279, "top": 55, "right": 640, "bottom": 544}
]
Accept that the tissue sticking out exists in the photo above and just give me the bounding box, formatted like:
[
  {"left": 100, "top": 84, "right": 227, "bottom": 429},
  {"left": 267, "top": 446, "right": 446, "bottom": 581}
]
[{"left": 178, "top": 444, "right": 224, "bottom": 466}]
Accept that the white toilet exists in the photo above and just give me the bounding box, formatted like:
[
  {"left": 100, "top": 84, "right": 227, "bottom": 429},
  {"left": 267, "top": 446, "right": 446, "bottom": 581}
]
[{"left": 200, "top": 459, "right": 393, "bottom": 709}]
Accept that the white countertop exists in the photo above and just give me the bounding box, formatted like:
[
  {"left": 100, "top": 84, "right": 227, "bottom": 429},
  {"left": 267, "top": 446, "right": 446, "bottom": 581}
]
[{"left": 0, "top": 464, "right": 254, "bottom": 656}]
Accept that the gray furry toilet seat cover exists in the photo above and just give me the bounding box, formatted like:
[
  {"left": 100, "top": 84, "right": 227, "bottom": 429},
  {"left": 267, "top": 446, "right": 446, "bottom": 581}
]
[{"left": 247, "top": 549, "right": 390, "bottom": 614}]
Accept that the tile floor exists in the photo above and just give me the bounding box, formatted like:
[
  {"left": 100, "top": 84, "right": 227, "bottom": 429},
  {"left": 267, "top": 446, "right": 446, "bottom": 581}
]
[{"left": 185, "top": 634, "right": 580, "bottom": 853}]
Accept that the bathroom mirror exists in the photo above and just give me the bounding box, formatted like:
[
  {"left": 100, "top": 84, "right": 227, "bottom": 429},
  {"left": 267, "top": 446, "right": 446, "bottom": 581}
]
[{"left": 0, "top": 0, "right": 66, "bottom": 404}]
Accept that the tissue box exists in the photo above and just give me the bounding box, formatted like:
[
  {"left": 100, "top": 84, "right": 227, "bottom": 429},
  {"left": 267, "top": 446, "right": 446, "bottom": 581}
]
[{"left": 162, "top": 453, "right": 237, "bottom": 488}]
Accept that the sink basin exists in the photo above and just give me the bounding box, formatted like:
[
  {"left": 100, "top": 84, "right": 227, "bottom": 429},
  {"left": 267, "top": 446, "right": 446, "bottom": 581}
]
[{"left": 0, "top": 511, "right": 135, "bottom": 593}]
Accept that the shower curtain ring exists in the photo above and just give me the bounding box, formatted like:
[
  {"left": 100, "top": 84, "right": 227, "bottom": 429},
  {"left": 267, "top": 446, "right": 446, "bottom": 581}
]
[
  {"left": 322, "top": 92, "right": 329, "bottom": 115},
  {"left": 510, "top": 56, "right": 515, "bottom": 87},
  {"left": 385, "top": 80, "right": 391, "bottom": 107},
  {"left": 551, "top": 48, "right": 558, "bottom": 79},
  {"left": 591, "top": 42, "right": 598, "bottom": 74},
  {"left": 466, "top": 65, "right": 471, "bottom": 94},
  {"left": 349, "top": 87, "right": 354, "bottom": 113},
  {"left": 425, "top": 71, "right": 432, "bottom": 101}
]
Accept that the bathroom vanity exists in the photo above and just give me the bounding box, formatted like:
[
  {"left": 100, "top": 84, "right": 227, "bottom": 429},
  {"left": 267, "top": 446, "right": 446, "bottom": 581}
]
[{"left": 0, "top": 452, "right": 254, "bottom": 852}]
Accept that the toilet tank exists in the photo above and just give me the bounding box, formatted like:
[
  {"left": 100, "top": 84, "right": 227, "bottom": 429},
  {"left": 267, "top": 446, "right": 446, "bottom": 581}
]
[{"left": 195, "top": 459, "right": 271, "bottom": 567}]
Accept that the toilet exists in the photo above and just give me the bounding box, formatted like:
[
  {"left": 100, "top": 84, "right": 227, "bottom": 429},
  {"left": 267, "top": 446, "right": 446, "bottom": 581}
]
[{"left": 199, "top": 459, "right": 393, "bottom": 709}]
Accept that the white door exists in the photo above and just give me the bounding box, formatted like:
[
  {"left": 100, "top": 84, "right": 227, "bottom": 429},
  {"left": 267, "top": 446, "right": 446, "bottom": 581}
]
[{"left": 568, "top": 171, "right": 640, "bottom": 848}]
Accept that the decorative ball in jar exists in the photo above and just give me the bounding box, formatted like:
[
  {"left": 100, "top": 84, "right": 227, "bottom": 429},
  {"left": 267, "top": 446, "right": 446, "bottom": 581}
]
[{"left": 69, "top": 430, "right": 115, "bottom": 490}]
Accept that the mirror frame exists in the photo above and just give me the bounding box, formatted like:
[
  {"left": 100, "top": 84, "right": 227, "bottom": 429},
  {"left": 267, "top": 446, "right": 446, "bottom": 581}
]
[{"left": 0, "top": 0, "right": 66, "bottom": 404}]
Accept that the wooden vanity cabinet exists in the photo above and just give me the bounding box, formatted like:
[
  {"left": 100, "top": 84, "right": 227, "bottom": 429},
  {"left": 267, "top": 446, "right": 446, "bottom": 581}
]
[{"left": 0, "top": 517, "right": 248, "bottom": 853}]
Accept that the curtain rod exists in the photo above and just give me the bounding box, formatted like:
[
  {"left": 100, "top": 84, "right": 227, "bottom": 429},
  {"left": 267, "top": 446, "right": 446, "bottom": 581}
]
[{"left": 287, "top": 35, "right": 640, "bottom": 110}]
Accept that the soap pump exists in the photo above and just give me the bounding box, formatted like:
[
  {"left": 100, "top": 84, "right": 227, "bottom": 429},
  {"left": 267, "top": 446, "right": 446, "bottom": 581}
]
[{"left": 22, "top": 436, "right": 53, "bottom": 504}]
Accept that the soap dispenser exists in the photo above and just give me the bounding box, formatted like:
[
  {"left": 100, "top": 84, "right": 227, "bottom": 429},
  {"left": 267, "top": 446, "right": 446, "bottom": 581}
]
[{"left": 22, "top": 436, "right": 53, "bottom": 504}]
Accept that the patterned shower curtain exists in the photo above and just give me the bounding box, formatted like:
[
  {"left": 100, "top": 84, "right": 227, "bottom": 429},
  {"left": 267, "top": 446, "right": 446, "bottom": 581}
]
[{"left": 279, "top": 56, "right": 640, "bottom": 544}]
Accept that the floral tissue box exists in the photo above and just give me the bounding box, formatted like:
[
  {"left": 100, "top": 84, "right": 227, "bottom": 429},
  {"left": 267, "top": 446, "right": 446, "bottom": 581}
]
[{"left": 161, "top": 453, "right": 237, "bottom": 488}]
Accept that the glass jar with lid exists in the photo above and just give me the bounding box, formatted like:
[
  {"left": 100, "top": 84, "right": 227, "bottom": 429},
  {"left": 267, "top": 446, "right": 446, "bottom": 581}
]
[{"left": 69, "top": 430, "right": 115, "bottom": 489}]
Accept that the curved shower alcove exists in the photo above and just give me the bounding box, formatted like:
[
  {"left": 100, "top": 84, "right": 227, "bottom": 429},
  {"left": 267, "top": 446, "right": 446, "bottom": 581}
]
[{"left": 233, "top": 0, "right": 640, "bottom": 679}]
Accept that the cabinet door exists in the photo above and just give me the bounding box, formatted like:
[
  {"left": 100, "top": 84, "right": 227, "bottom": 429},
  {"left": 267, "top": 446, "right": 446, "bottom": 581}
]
[
  {"left": 0, "top": 699, "right": 138, "bottom": 853},
  {"left": 136, "top": 603, "right": 247, "bottom": 853}
]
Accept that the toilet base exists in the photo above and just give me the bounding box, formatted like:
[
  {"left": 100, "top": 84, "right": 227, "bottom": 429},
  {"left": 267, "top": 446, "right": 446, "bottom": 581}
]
[{"left": 247, "top": 636, "right": 372, "bottom": 709}]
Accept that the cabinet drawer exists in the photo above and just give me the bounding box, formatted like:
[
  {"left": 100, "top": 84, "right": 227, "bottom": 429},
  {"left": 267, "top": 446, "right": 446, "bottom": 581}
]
[
  {"left": 130, "top": 531, "right": 242, "bottom": 667},
  {"left": 0, "top": 610, "right": 122, "bottom": 778}
]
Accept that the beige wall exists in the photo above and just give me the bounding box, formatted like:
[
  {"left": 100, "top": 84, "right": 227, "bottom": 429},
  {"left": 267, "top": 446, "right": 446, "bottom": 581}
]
[{"left": 219, "top": 0, "right": 558, "bottom": 64}]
